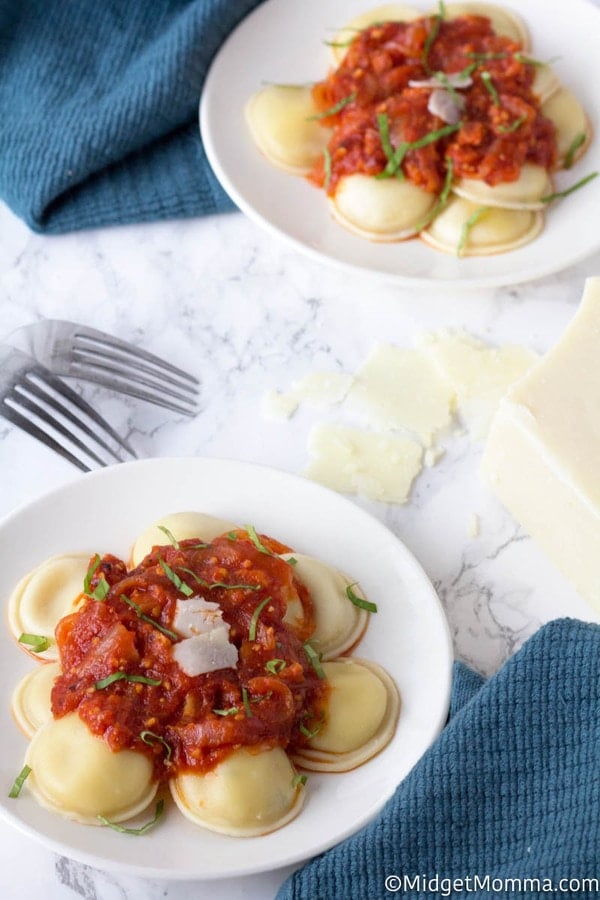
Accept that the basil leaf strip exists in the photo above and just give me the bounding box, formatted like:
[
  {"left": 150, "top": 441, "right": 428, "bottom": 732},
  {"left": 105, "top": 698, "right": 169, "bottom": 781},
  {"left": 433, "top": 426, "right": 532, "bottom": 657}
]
[
  {"left": 158, "top": 558, "right": 194, "bottom": 597},
  {"left": 541, "top": 172, "right": 598, "bottom": 204},
  {"left": 480, "top": 70, "right": 500, "bottom": 106},
  {"left": 265, "top": 658, "right": 287, "bottom": 674},
  {"left": 95, "top": 672, "right": 162, "bottom": 690},
  {"left": 213, "top": 706, "right": 240, "bottom": 716},
  {"left": 497, "top": 115, "right": 527, "bottom": 134},
  {"left": 18, "top": 633, "right": 50, "bottom": 653},
  {"left": 156, "top": 525, "right": 180, "bottom": 549},
  {"left": 121, "top": 595, "right": 177, "bottom": 641},
  {"left": 457, "top": 206, "right": 489, "bottom": 256},
  {"left": 83, "top": 554, "right": 101, "bottom": 594},
  {"left": 377, "top": 119, "right": 461, "bottom": 179},
  {"left": 8, "top": 764, "right": 31, "bottom": 798},
  {"left": 303, "top": 641, "right": 326, "bottom": 679},
  {"left": 245, "top": 524, "right": 276, "bottom": 556},
  {"left": 563, "top": 132, "right": 586, "bottom": 169},
  {"left": 292, "top": 774, "right": 308, "bottom": 788},
  {"left": 177, "top": 566, "right": 259, "bottom": 592},
  {"left": 307, "top": 91, "right": 356, "bottom": 121},
  {"left": 413, "top": 157, "right": 454, "bottom": 232},
  {"left": 345, "top": 582, "right": 378, "bottom": 613},
  {"left": 91, "top": 575, "right": 110, "bottom": 602},
  {"left": 140, "top": 730, "right": 172, "bottom": 761},
  {"left": 249, "top": 596, "right": 271, "bottom": 641},
  {"left": 98, "top": 799, "right": 164, "bottom": 835},
  {"left": 376, "top": 113, "right": 404, "bottom": 180},
  {"left": 422, "top": 11, "right": 443, "bottom": 73},
  {"left": 299, "top": 711, "right": 325, "bottom": 739}
]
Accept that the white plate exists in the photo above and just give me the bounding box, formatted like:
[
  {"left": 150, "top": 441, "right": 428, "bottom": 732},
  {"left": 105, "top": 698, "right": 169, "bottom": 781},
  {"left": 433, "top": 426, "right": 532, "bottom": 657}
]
[
  {"left": 200, "top": 0, "right": 600, "bottom": 288},
  {"left": 0, "top": 458, "right": 452, "bottom": 880}
]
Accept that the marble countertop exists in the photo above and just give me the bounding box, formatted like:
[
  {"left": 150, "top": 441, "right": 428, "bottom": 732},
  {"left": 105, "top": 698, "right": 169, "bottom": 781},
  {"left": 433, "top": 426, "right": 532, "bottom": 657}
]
[{"left": 1, "top": 176, "right": 600, "bottom": 894}]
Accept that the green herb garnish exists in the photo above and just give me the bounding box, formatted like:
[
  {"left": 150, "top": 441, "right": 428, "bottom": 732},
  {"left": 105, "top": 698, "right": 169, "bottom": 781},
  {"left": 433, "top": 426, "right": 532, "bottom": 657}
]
[
  {"left": 287, "top": 556, "right": 298, "bottom": 566},
  {"left": 18, "top": 633, "right": 50, "bottom": 653},
  {"left": 514, "top": 53, "right": 561, "bottom": 68},
  {"left": 413, "top": 157, "right": 454, "bottom": 232},
  {"left": 377, "top": 120, "right": 461, "bottom": 179},
  {"left": 140, "top": 730, "right": 172, "bottom": 761},
  {"left": 345, "top": 582, "right": 378, "bottom": 613},
  {"left": 457, "top": 206, "right": 489, "bottom": 256},
  {"left": 376, "top": 112, "right": 404, "bottom": 180},
  {"left": 303, "top": 641, "right": 325, "bottom": 679},
  {"left": 98, "top": 799, "right": 164, "bottom": 835},
  {"left": 83, "top": 555, "right": 110, "bottom": 601},
  {"left": 265, "top": 658, "right": 287, "bottom": 674},
  {"left": 177, "top": 567, "right": 259, "bottom": 593},
  {"left": 541, "top": 172, "right": 598, "bottom": 203},
  {"left": 157, "top": 525, "right": 180, "bottom": 548},
  {"left": 497, "top": 115, "right": 527, "bottom": 134},
  {"left": 83, "top": 554, "right": 101, "bottom": 593},
  {"left": 307, "top": 92, "right": 356, "bottom": 121},
  {"left": 422, "top": 9, "right": 443, "bottom": 73},
  {"left": 563, "top": 132, "right": 587, "bottom": 169},
  {"left": 480, "top": 71, "right": 500, "bottom": 106},
  {"left": 242, "top": 686, "right": 252, "bottom": 718},
  {"left": 94, "top": 672, "right": 162, "bottom": 690},
  {"left": 121, "top": 595, "right": 178, "bottom": 641},
  {"left": 299, "top": 711, "right": 326, "bottom": 739},
  {"left": 8, "top": 764, "right": 31, "bottom": 798},
  {"left": 213, "top": 706, "right": 240, "bottom": 717},
  {"left": 245, "top": 524, "right": 275, "bottom": 556},
  {"left": 248, "top": 596, "right": 271, "bottom": 641},
  {"left": 292, "top": 774, "right": 308, "bottom": 788},
  {"left": 158, "top": 558, "right": 194, "bottom": 597},
  {"left": 227, "top": 531, "right": 238, "bottom": 541}
]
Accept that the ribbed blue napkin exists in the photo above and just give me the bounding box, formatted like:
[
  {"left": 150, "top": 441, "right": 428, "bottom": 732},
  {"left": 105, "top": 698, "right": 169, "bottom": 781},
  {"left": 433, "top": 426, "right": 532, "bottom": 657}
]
[
  {"left": 0, "top": 0, "right": 264, "bottom": 233},
  {"left": 278, "top": 619, "right": 600, "bottom": 900}
]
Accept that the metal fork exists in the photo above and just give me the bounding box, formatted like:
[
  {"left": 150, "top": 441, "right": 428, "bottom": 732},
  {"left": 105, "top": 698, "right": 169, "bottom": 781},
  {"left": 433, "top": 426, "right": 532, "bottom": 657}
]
[
  {"left": 6, "top": 320, "right": 200, "bottom": 417},
  {"left": 0, "top": 346, "right": 137, "bottom": 472}
]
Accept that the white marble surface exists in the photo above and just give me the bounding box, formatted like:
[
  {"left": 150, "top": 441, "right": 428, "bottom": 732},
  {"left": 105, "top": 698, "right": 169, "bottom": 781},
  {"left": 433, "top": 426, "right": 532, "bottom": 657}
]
[{"left": 1, "top": 181, "right": 600, "bottom": 896}]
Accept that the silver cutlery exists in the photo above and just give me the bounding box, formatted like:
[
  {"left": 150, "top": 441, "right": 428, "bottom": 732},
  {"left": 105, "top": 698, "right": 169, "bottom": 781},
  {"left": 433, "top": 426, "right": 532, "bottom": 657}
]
[
  {"left": 0, "top": 345, "right": 137, "bottom": 472},
  {"left": 7, "top": 320, "right": 200, "bottom": 417}
]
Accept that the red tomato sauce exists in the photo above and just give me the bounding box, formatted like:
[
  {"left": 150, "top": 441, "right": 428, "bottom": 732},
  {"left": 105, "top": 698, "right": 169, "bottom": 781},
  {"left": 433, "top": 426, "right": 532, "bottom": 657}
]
[
  {"left": 51, "top": 532, "right": 329, "bottom": 780},
  {"left": 310, "top": 13, "right": 557, "bottom": 195}
]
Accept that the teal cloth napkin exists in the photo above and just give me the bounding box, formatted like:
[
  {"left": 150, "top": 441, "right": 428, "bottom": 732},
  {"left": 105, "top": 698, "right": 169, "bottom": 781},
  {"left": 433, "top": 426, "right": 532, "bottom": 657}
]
[
  {"left": 0, "top": 0, "right": 264, "bottom": 233},
  {"left": 278, "top": 618, "right": 600, "bottom": 900}
]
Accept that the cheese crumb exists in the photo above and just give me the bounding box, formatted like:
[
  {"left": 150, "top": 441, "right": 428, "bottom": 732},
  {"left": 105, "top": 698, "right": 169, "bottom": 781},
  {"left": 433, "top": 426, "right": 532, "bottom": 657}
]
[{"left": 261, "top": 389, "right": 299, "bottom": 421}]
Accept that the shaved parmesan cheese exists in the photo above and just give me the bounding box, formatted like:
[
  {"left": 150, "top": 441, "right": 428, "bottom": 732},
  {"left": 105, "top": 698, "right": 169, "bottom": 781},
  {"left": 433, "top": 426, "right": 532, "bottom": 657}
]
[
  {"left": 427, "top": 88, "right": 464, "bottom": 125},
  {"left": 172, "top": 596, "right": 238, "bottom": 675}
]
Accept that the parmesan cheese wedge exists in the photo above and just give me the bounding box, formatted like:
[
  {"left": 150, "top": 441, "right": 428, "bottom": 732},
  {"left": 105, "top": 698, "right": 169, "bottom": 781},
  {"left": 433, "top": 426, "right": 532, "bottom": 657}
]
[{"left": 481, "top": 277, "right": 600, "bottom": 612}]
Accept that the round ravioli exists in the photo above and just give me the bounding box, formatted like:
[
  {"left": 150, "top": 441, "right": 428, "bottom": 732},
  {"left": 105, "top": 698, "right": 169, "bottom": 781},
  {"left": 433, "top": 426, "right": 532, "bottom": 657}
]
[
  {"left": 11, "top": 662, "right": 60, "bottom": 738},
  {"left": 541, "top": 87, "right": 592, "bottom": 165},
  {"left": 245, "top": 85, "right": 329, "bottom": 175},
  {"left": 331, "top": 173, "right": 436, "bottom": 240},
  {"left": 25, "top": 713, "right": 157, "bottom": 824},
  {"left": 292, "top": 659, "right": 400, "bottom": 772},
  {"left": 281, "top": 553, "right": 369, "bottom": 658},
  {"left": 422, "top": 196, "right": 543, "bottom": 256},
  {"left": 452, "top": 163, "right": 552, "bottom": 209},
  {"left": 8, "top": 554, "right": 89, "bottom": 661},
  {"left": 330, "top": 5, "right": 422, "bottom": 63},
  {"left": 532, "top": 65, "right": 560, "bottom": 105},
  {"left": 170, "top": 746, "right": 305, "bottom": 836},
  {"left": 443, "top": 3, "right": 530, "bottom": 48},
  {"left": 131, "top": 511, "right": 238, "bottom": 566}
]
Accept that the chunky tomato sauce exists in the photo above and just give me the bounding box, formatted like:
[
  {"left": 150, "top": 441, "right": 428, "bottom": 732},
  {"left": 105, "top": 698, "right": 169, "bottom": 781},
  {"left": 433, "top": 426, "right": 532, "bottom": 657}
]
[
  {"left": 310, "top": 13, "right": 557, "bottom": 195},
  {"left": 51, "top": 532, "right": 328, "bottom": 780}
]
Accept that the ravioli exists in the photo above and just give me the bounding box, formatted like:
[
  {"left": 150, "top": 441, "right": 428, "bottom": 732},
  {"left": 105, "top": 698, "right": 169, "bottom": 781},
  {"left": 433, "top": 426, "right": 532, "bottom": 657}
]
[
  {"left": 331, "top": 174, "right": 436, "bottom": 241},
  {"left": 245, "top": 85, "right": 328, "bottom": 174},
  {"left": 11, "top": 662, "right": 60, "bottom": 738},
  {"left": 541, "top": 87, "right": 592, "bottom": 164},
  {"left": 421, "top": 197, "right": 544, "bottom": 256},
  {"left": 131, "top": 511, "right": 238, "bottom": 566},
  {"left": 25, "top": 713, "right": 157, "bottom": 824},
  {"left": 8, "top": 554, "right": 89, "bottom": 661},
  {"left": 452, "top": 164, "right": 552, "bottom": 210},
  {"left": 170, "top": 746, "right": 304, "bottom": 836}
]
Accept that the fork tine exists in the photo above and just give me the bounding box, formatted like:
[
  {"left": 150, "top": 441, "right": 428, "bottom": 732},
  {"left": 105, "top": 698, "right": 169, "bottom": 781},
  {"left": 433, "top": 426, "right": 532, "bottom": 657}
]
[
  {"left": 71, "top": 349, "right": 200, "bottom": 409},
  {"left": 0, "top": 403, "right": 92, "bottom": 472},
  {"left": 27, "top": 365, "right": 137, "bottom": 457},
  {"left": 73, "top": 330, "right": 200, "bottom": 387},
  {"left": 72, "top": 341, "right": 200, "bottom": 396}
]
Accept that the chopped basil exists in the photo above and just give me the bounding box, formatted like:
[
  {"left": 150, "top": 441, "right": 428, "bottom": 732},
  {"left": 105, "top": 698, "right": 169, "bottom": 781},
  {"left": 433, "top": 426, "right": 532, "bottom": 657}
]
[
  {"left": 213, "top": 706, "right": 240, "bottom": 717},
  {"left": 377, "top": 119, "right": 461, "bottom": 179},
  {"left": 245, "top": 524, "right": 276, "bottom": 556},
  {"left": 8, "top": 764, "right": 31, "bottom": 798},
  {"left": 287, "top": 556, "right": 298, "bottom": 566},
  {"left": 323, "top": 37, "right": 354, "bottom": 49},
  {"left": 480, "top": 70, "right": 500, "bottom": 106},
  {"left": 242, "top": 686, "right": 252, "bottom": 718},
  {"left": 414, "top": 157, "right": 454, "bottom": 232},
  {"left": 541, "top": 172, "right": 598, "bottom": 204},
  {"left": 303, "top": 641, "right": 325, "bottom": 679},
  {"left": 94, "top": 672, "right": 162, "bottom": 690},
  {"left": 18, "top": 633, "right": 50, "bottom": 653},
  {"left": 306, "top": 91, "right": 356, "bottom": 121},
  {"left": 248, "top": 596, "right": 271, "bottom": 641},
  {"left": 497, "top": 115, "right": 527, "bottom": 134},
  {"left": 457, "top": 206, "right": 489, "bottom": 256},
  {"left": 563, "top": 132, "right": 587, "bottom": 170},
  {"left": 156, "top": 525, "right": 180, "bottom": 549},
  {"left": 299, "top": 711, "right": 325, "bottom": 739},
  {"left": 514, "top": 52, "right": 561, "bottom": 68},
  {"left": 227, "top": 531, "right": 238, "bottom": 541},
  {"left": 323, "top": 146, "right": 332, "bottom": 191},
  {"left": 140, "top": 730, "right": 172, "bottom": 761},
  {"left": 98, "top": 799, "right": 164, "bottom": 835},
  {"left": 177, "top": 566, "right": 259, "bottom": 592},
  {"left": 91, "top": 575, "right": 110, "bottom": 601},
  {"left": 121, "top": 595, "right": 178, "bottom": 641},
  {"left": 457, "top": 61, "right": 479, "bottom": 80},
  {"left": 345, "top": 582, "right": 378, "bottom": 613},
  {"left": 83, "top": 554, "right": 101, "bottom": 593},
  {"left": 158, "top": 558, "right": 194, "bottom": 597},
  {"left": 422, "top": 10, "right": 443, "bottom": 72},
  {"left": 376, "top": 113, "right": 404, "bottom": 180},
  {"left": 265, "top": 658, "right": 287, "bottom": 675},
  {"left": 292, "top": 774, "right": 308, "bottom": 788}
]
